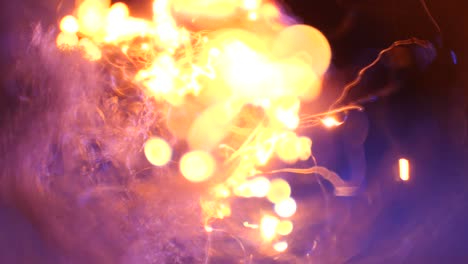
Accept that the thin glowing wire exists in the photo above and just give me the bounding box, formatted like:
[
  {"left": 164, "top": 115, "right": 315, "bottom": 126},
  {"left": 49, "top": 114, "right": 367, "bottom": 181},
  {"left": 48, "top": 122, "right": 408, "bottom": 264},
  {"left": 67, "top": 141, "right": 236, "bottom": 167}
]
[
  {"left": 329, "top": 38, "right": 433, "bottom": 110},
  {"left": 419, "top": 0, "right": 442, "bottom": 35},
  {"left": 300, "top": 105, "right": 363, "bottom": 121}
]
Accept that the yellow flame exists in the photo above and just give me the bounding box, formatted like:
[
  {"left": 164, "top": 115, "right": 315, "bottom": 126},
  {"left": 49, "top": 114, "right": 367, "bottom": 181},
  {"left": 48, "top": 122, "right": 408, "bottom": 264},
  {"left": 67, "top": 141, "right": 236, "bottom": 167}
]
[
  {"left": 56, "top": 0, "right": 334, "bottom": 245},
  {"left": 234, "top": 176, "right": 270, "bottom": 198},
  {"left": 56, "top": 32, "right": 79, "bottom": 48}
]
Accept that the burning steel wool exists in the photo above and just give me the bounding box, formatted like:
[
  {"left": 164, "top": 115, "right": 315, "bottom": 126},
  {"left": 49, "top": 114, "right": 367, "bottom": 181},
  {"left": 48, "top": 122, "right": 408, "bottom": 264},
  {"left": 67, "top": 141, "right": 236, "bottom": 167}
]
[
  {"left": 52, "top": 0, "right": 366, "bottom": 260},
  {"left": 4, "top": 0, "right": 466, "bottom": 263}
]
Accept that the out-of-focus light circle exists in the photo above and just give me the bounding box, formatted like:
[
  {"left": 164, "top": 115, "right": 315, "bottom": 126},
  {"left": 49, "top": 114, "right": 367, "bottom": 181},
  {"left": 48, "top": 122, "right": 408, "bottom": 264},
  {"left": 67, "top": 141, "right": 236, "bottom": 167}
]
[
  {"left": 144, "top": 137, "right": 172, "bottom": 166},
  {"left": 56, "top": 32, "right": 79, "bottom": 48},
  {"left": 272, "top": 24, "right": 332, "bottom": 76},
  {"left": 234, "top": 176, "right": 270, "bottom": 198},
  {"left": 275, "top": 132, "right": 299, "bottom": 164},
  {"left": 276, "top": 220, "right": 293, "bottom": 236},
  {"left": 249, "top": 177, "right": 271, "bottom": 197},
  {"left": 267, "top": 178, "right": 291, "bottom": 204},
  {"left": 172, "top": 0, "right": 239, "bottom": 19},
  {"left": 77, "top": 0, "right": 108, "bottom": 36},
  {"left": 180, "top": 151, "right": 216, "bottom": 182},
  {"left": 260, "top": 215, "right": 279, "bottom": 241},
  {"left": 297, "top": 136, "right": 312, "bottom": 161},
  {"left": 274, "top": 197, "right": 297, "bottom": 218},
  {"left": 108, "top": 2, "right": 129, "bottom": 22},
  {"left": 60, "top": 15, "right": 79, "bottom": 34},
  {"left": 273, "top": 241, "right": 288, "bottom": 252},
  {"left": 79, "top": 38, "right": 102, "bottom": 61},
  {"left": 187, "top": 102, "right": 242, "bottom": 151}
]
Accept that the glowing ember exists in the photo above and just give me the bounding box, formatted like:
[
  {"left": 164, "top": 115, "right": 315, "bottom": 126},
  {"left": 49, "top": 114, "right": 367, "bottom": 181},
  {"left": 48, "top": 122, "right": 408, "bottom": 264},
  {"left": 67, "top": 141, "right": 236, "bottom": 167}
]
[
  {"left": 54, "top": 0, "right": 354, "bottom": 257},
  {"left": 144, "top": 137, "right": 173, "bottom": 167},
  {"left": 321, "top": 116, "right": 343, "bottom": 128},
  {"left": 399, "top": 158, "right": 410, "bottom": 181}
]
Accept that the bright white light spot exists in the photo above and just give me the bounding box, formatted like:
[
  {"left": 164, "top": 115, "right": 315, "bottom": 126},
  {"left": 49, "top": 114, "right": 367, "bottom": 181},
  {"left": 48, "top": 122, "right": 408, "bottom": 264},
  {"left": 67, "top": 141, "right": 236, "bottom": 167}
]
[
  {"left": 260, "top": 215, "right": 279, "bottom": 241},
  {"left": 274, "top": 197, "right": 297, "bottom": 218},
  {"left": 321, "top": 116, "right": 343, "bottom": 128},
  {"left": 399, "top": 158, "right": 410, "bottom": 181},
  {"left": 273, "top": 241, "right": 288, "bottom": 252}
]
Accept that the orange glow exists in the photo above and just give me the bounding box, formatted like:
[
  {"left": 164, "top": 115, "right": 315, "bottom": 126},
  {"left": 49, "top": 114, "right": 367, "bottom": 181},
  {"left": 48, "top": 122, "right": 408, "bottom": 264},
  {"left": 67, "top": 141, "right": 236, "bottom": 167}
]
[
  {"left": 274, "top": 197, "right": 297, "bottom": 218},
  {"left": 273, "top": 24, "right": 332, "bottom": 76},
  {"left": 276, "top": 220, "right": 293, "bottom": 236},
  {"left": 204, "top": 225, "right": 213, "bottom": 232},
  {"left": 260, "top": 3, "right": 280, "bottom": 20},
  {"left": 243, "top": 221, "right": 259, "bottom": 229},
  {"left": 76, "top": 0, "right": 109, "bottom": 37},
  {"left": 180, "top": 151, "right": 216, "bottom": 182},
  {"left": 242, "top": 0, "right": 261, "bottom": 11},
  {"left": 108, "top": 2, "right": 129, "bottom": 22},
  {"left": 267, "top": 179, "right": 291, "bottom": 204},
  {"left": 234, "top": 176, "right": 270, "bottom": 198},
  {"left": 59, "top": 15, "right": 79, "bottom": 34},
  {"left": 171, "top": 0, "right": 239, "bottom": 19},
  {"left": 260, "top": 215, "right": 279, "bottom": 241},
  {"left": 56, "top": 32, "right": 79, "bottom": 48},
  {"left": 399, "top": 158, "right": 410, "bottom": 181},
  {"left": 275, "top": 132, "right": 312, "bottom": 164},
  {"left": 273, "top": 241, "right": 288, "bottom": 252},
  {"left": 79, "top": 38, "right": 102, "bottom": 61},
  {"left": 144, "top": 137, "right": 172, "bottom": 166},
  {"left": 56, "top": 0, "right": 335, "bottom": 246},
  {"left": 321, "top": 116, "right": 343, "bottom": 128}
]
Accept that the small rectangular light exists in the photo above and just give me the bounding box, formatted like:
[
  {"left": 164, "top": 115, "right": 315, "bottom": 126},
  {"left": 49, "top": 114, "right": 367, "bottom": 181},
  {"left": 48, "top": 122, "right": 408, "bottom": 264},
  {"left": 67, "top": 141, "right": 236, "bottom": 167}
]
[{"left": 399, "top": 158, "right": 410, "bottom": 181}]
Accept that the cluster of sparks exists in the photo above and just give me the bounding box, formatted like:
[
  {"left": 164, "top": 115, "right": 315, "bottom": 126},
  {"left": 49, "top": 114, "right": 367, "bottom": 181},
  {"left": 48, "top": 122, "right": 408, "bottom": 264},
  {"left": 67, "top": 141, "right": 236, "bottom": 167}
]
[{"left": 56, "top": 0, "right": 348, "bottom": 255}]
